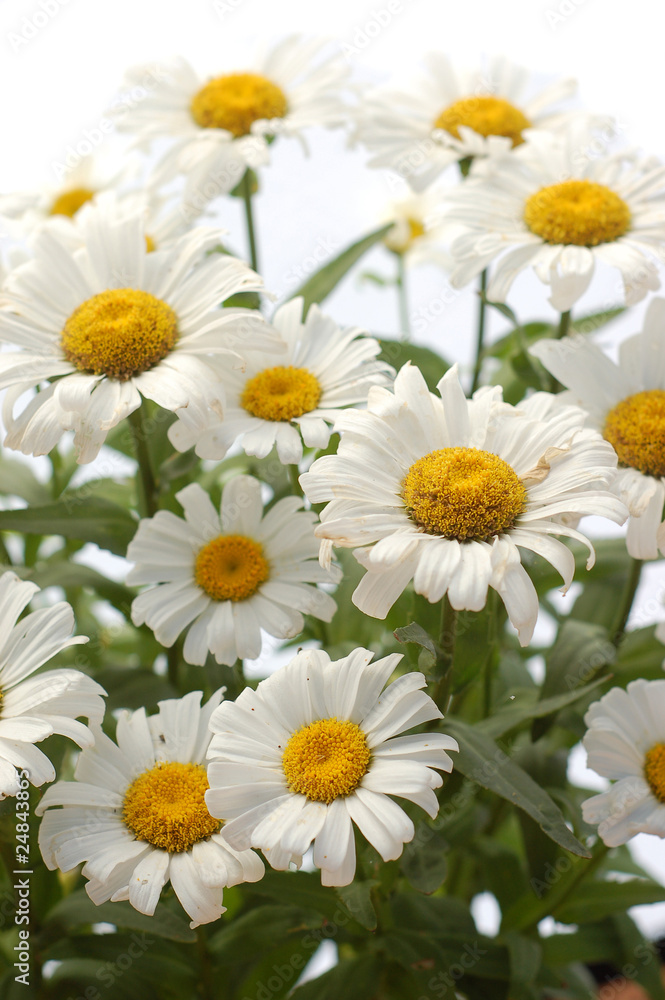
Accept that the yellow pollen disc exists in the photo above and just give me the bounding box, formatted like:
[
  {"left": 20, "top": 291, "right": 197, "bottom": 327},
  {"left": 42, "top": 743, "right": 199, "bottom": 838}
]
[
  {"left": 524, "top": 179, "right": 631, "bottom": 246},
  {"left": 402, "top": 447, "right": 528, "bottom": 541},
  {"left": 434, "top": 96, "right": 530, "bottom": 146},
  {"left": 60, "top": 288, "right": 178, "bottom": 381},
  {"left": 603, "top": 390, "right": 665, "bottom": 476},
  {"left": 644, "top": 743, "right": 665, "bottom": 803},
  {"left": 385, "top": 217, "right": 426, "bottom": 254},
  {"left": 49, "top": 187, "right": 95, "bottom": 218},
  {"left": 282, "top": 718, "right": 371, "bottom": 805},
  {"left": 190, "top": 73, "right": 288, "bottom": 136},
  {"left": 195, "top": 534, "right": 269, "bottom": 602},
  {"left": 122, "top": 761, "right": 220, "bottom": 852},
  {"left": 241, "top": 366, "right": 322, "bottom": 422}
]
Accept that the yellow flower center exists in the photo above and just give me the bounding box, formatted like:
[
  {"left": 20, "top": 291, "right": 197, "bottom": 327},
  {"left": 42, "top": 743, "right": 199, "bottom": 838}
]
[
  {"left": 61, "top": 288, "right": 178, "bottom": 381},
  {"left": 524, "top": 180, "right": 631, "bottom": 246},
  {"left": 195, "top": 534, "right": 269, "bottom": 602},
  {"left": 145, "top": 235, "right": 156, "bottom": 253},
  {"left": 122, "top": 761, "right": 220, "bottom": 853},
  {"left": 49, "top": 187, "right": 95, "bottom": 218},
  {"left": 385, "top": 217, "right": 426, "bottom": 254},
  {"left": 402, "top": 447, "right": 528, "bottom": 540},
  {"left": 603, "top": 390, "right": 665, "bottom": 477},
  {"left": 281, "top": 718, "right": 371, "bottom": 804},
  {"left": 434, "top": 96, "right": 530, "bottom": 146},
  {"left": 241, "top": 366, "right": 322, "bottom": 422},
  {"left": 190, "top": 72, "right": 288, "bottom": 136},
  {"left": 644, "top": 743, "right": 665, "bottom": 803}
]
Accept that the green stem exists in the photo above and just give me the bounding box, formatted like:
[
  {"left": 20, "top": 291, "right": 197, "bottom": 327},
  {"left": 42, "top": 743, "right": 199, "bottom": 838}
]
[
  {"left": 481, "top": 591, "right": 499, "bottom": 718},
  {"left": 288, "top": 463, "right": 304, "bottom": 498},
  {"left": 556, "top": 309, "right": 572, "bottom": 340},
  {"left": 167, "top": 642, "right": 180, "bottom": 691},
  {"left": 433, "top": 597, "right": 458, "bottom": 713},
  {"left": 520, "top": 842, "right": 610, "bottom": 932},
  {"left": 612, "top": 557, "right": 643, "bottom": 648},
  {"left": 396, "top": 253, "right": 410, "bottom": 340},
  {"left": 128, "top": 406, "right": 158, "bottom": 518},
  {"left": 241, "top": 169, "right": 259, "bottom": 273},
  {"left": 470, "top": 269, "right": 488, "bottom": 394},
  {"left": 195, "top": 926, "right": 215, "bottom": 1000}
]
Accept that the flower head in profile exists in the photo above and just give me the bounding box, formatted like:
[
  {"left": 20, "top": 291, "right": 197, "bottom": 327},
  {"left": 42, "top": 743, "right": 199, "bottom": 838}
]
[
  {"left": 301, "top": 364, "right": 627, "bottom": 645},
  {"left": 0, "top": 199, "right": 281, "bottom": 463},
  {"left": 0, "top": 572, "right": 105, "bottom": 798},
  {"left": 127, "top": 476, "right": 339, "bottom": 666},
  {"left": 358, "top": 53, "right": 576, "bottom": 190},
  {"left": 443, "top": 125, "right": 665, "bottom": 310},
  {"left": 532, "top": 299, "right": 665, "bottom": 560},
  {"left": 37, "top": 690, "right": 265, "bottom": 928},
  {"left": 206, "top": 647, "right": 458, "bottom": 886},
  {"left": 168, "top": 297, "right": 394, "bottom": 465},
  {"left": 582, "top": 680, "right": 665, "bottom": 846},
  {"left": 113, "top": 37, "right": 351, "bottom": 205}
]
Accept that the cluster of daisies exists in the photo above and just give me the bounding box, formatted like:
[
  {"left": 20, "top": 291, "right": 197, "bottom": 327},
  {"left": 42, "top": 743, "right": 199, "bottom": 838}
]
[{"left": 2, "top": 36, "right": 665, "bottom": 931}]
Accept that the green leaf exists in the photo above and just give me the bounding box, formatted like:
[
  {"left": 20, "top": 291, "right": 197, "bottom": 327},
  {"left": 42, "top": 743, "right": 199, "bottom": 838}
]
[
  {"left": 0, "top": 494, "right": 137, "bottom": 555},
  {"left": 444, "top": 720, "right": 590, "bottom": 858},
  {"left": 378, "top": 339, "right": 449, "bottom": 391},
  {"left": 611, "top": 912, "right": 665, "bottom": 1000},
  {"left": 0, "top": 453, "right": 51, "bottom": 505},
  {"left": 571, "top": 306, "right": 625, "bottom": 335},
  {"left": 251, "top": 869, "right": 348, "bottom": 923},
  {"left": 394, "top": 622, "right": 436, "bottom": 657},
  {"left": 291, "top": 224, "right": 393, "bottom": 316},
  {"left": 400, "top": 825, "right": 448, "bottom": 894},
  {"left": 614, "top": 625, "right": 665, "bottom": 682},
  {"left": 554, "top": 878, "right": 665, "bottom": 924},
  {"left": 478, "top": 676, "right": 608, "bottom": 739},
  {"left": 45, "top": 888, "right": 196, "bottom": 942},
  {"left": 335, "top": 881, "right": 377, "bottom": 931},
  {"left": 209, "top": 904, "right": 319, "bottom": 963},
  {"left": 30, "top": 561, "right": 134, "bottom": 616},
  {"left": 541, "top": 920, "right": 620, "bottom": 967},
  {"left": 502, "top": 932, "right": 542, "bottom": 1000},
  {"left": 290, "top": 956, "right": 384, "bottom": 1000}
]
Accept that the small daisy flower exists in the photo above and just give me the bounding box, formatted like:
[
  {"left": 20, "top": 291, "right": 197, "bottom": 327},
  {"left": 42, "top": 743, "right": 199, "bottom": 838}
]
[
  {"left": 358, "top": 54, "right": 576, "bottom": 190},
  {"left": 36, "top": 690, "right": 265, "bottom": 928},
  {"left": 300, "top": 364, "right": 627, "bottom": 645},
  {"left": 381, "top": 188, "right": 450, "bottom": 269},
  {"left": 126, "top": 477, "right": 339, "bottom": 666},
  {"left": 0, "top": 199, "right": 282, "bottom": 463},
  {"left": 168, "top": 297, "right": 394, "bottom": 465},
  {"left": 581, "top": 680, "right": 665, "bottom": 846},
  {"left": 443, "top": 126, "right": 665, "bottom": 310},
  {"left": 205, "top": 646, "right": 458, "bottom": 887},
  {"left": 0, "top": 571, "right": 105, "bottom": 798},
  {"left": 113, "top": 37, "right": 351, "bottom": 204},
  {"left": 531, "top": 298, "right": 665, "bottom": 560}
]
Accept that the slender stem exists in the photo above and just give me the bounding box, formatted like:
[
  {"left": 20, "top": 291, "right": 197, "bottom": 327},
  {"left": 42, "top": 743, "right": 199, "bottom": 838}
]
[
  {"left": 612, "top": 557, "right": 643, "bottom": 647},
  {"left": 167, "top": 642, "right": 180, "bottom": 690},
  {"left": 128, "top": 406, "right": 158, "bottom": 518},
  {"left": 470, "top": 269, "right": 488, "bottom": 394},
  {"left": 196, "top": 926, "right": 215, "bottom": 1000},
  {"left": 288, "top": 463, "right": 304, "bottom": 498},
  {"left": 396, "top": 253, "right": 410, "bottom": 340},
  {"left": 433, "top": 597, "right": 458, "bottom": 712},
  {"left": 481, "top": 591, "right": 499, "bottom": 718},
  {"left": 520, "top": 842, "right": 610, "bottom": 932},
  {"left": 241, "top": 169, "right": 259, "bottom": 273},
  {"left": 556, "top": 309, "right": 572, "bottom": 340}
]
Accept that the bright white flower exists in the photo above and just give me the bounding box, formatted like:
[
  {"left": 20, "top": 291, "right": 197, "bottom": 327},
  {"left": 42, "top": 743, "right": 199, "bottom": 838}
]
[
  {"left": 168, "top": 297, "right": 394, "bottom": 465},
  {"left": 0, "top": 199, "right": 282, "bottom": 463},
  {"left": 532, "top": 299, "right": 665, "bottom": 560},
  {"left": 206, "top": 646, "right": 458, "bottom": 887},
  {"left": 444, "top": 127, "right": 665, "bottom": 310},
  {"left": 581, "top": 679, "right": 665, "bottom": 846},
  {"left": 0, "top": 571, "right": 105, "bottom": 798},
  {"left": 381, "top": 188, "right": 450, "bottom": 269},
  {"left": 36, "top": 690, "right": 265, "bottom": 928},
  {"left": 113, "top": 37, "right": 351, "bottom": 205},
  {"left": 301, "top": 364, "right": 627, "bottom": 645},
  {"left": 358, "top": 54, "right": 576, "bottom": 190},
  {"left": 126, "top": 477, "right": 339, "bottom": 666}
]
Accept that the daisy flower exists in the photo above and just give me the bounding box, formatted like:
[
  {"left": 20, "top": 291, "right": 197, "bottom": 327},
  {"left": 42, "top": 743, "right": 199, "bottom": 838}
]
[
  {"left": 0, "top": 571, "right": 105, "bottom": 798},
  {"left": 300, "top": 364, "right": 627, "bottom": 645},
  {"left": 126, "top": 476, "right": 339, "bottom": 666},
  {"left": 205, "top": 646, "right": 458, "bottom": 887},
  {"left": 36, "top": 690, "right": 265, "bottom": 928},
  {"left": 381, "top": 188, "right": 450, "bottom": 269},
  {"left": 0, "top": 199, "right": 282, "bottom": 463},
  {"left": 113, "top": 37, "right": 351, "bottom": 204},
  {"left": 580, "top": 680, "right": 665, "bottom": 846},
  {"left": 168, "top": 297, "right": 394, "bottom": 465},
  {"left": 443, "top": 127, "right": 665, "bottom": 310},
  {"left": 358, "top": 54, "right": 576, "bottom": 191},
  {"left": 531, "top": 298, "right": 665, "bottom": 560}
]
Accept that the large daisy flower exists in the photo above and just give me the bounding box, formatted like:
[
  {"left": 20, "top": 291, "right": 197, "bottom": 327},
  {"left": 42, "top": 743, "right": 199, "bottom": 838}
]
[
  {"left": 168, "top": 297, "right": 394, "bottom": 465},
  {"left": 0, "top": 571, "right": 105, "bottom": 798},
  {"left": 581, "top": 680, "right": 665, "bottom": 846},
  {"left": 0, "top": 199, "right": 281, "bottom": 463},
  {"left": 126, "top": 477, "right": 339, "bottom": 666},
  {"left": 36, "top": 690, "right": 265, "bottom": 928},
  {"left": 443, "top": 127, "right": 665, "bottom": 310},
  {"left": 358, "top": 54, "right": 576, "bottom": 191},
  {"left": 301, "top": 365, "right": 627, "bottom": 645},
  {"left": 531, "top": 299, "right": 665, "bottom": 560},
  {"left": 113, "top": 37, "right": 351, "bottom": 204},
  {"left": 205, "top": 646, "right": 458, "bottom": 887}
]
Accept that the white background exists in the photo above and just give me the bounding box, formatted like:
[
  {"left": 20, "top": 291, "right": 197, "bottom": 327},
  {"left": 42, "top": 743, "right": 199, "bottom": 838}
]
[{"left": 2, "top": 0, "right": 665, "bottom": 943}]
